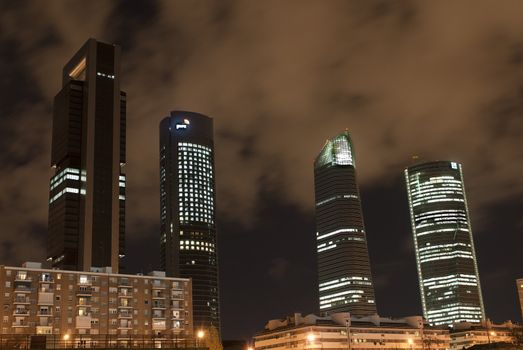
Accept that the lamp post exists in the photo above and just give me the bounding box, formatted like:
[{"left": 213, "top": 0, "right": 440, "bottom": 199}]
[
  {"left": 63, "top": 334, "right": 70, "bottom": 349},
  {"left": 307, "top": 332, "right": 316, "bottom": 349},
  {"left": 408, "top": 338, "right": 413, "bottom": 350},
  {"left": 346, "top": 315, "right": 352, "bottom": 350},
  {"left": 197, "top": 330, "right": 205, "bottom": 348}
]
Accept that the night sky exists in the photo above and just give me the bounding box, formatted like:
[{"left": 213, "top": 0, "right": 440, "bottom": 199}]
[{"left": 1, "top": 0, "right": 522, "bottom": 341}]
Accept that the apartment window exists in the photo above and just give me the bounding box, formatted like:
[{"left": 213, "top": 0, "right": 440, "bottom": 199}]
[
  {"left": 4, "top": 293, "right": 9, "bottom": 298},
  {"left": 56, "top": 274, "right": 61, "bottom": 280},
  {"left": 68, "top": 318, "right": 72, "bottom": 324},
  {"left": 68, "top": 285, "right": 73, "bottom": 291},
  {"left": 6, "top": 270, "right": 11, "bottom": 276},
  {"left": 5, "top": 282, "right": 11, "bottom": 288},
  {"left": 55, "top": 296, "right": 61, "bottom": 301},
  {"left": 56, "top": 284, "right": 61, "bottom": 291},
  {"left": 3, "top": 316, "right": 8, "bottom": 323}
]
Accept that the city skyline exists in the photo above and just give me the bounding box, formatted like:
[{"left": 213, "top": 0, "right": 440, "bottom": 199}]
[{"left": 0, "top": 1, "right": 522, "bottom": 341}]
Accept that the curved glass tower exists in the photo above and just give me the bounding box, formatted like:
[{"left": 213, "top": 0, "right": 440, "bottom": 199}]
[
  {"left": 159, "top": 111, "right": 220, "bottom": 332},
  {"left": 405, "top": 161, "right": 485, "bottom": 326},
  {"left": 314, "top": 131, "right": 377, "bottom": 316}
]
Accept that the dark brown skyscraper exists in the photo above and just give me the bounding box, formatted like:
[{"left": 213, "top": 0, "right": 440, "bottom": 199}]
[
  {"left": 47, "top": 38, "right": 126, "bottom": 273},
  {"left": 314, "top": 131, "right": 377, "bottom": 317},
  {"left": 159, "top": 111, "right": 220, "bottom": 332}
]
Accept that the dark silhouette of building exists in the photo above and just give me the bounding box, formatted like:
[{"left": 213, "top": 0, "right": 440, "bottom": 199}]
[
  {"left": 159, "top": 111, "right": 220, "bottom": 332},
  {"left": 405, "top": 161, "right": 485, "bottom": 326},
  {"left": 314, "top": 131, "right": 377, "bottom": 317},
  {"left": 47, "top": 38, "right": 126, "bottom": 272}
]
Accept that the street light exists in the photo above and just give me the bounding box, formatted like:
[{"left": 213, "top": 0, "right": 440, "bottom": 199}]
[
  {"left": 197, "top": 330, "right": 205, "bottom": 348},
  {"left": 63, "top": 334, "right": 70, "bottom": 348},
  {"left": 408, "top": 338, "right": 414, "bottom": 350}
]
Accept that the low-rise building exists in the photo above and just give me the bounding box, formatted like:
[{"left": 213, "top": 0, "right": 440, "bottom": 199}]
[
  {"left": 254, "top": 313, "right": 450, "bottom": 350},
  {"left": 450, "top": 321, "right": 521, "bottom": 350},
  {"left": 0, "top": 262, "right": 193, "bottom": 347}
]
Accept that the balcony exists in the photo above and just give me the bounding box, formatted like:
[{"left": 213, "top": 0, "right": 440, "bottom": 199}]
[
  {"left": 37, "top": 310, "right": 53, "bottom": 316},
  {"left": 151, "top": 282, "right": 166, "bottom": 289},
  {"left": 38, "top": 292, "right": 54, "bottom": 305},
  {"left": 118, "top": 322, "right": 132, "bottom": 329},
  {"left": 77, "top": 286, "right": 93, "bottom": 295},
  {"left": 118, "top": 279, "right": 131, "bottom": 287},
  {"left": 76, "top": 315, "right": 92, "bottom": 329},
  {"left": 13, "top": 309, "right": 29, "bottom": 316},
  {"left": 12, "top": 322, "right": 28, "bottom": 327},
  {"left": 117, "top": 312, "right": 133, "bottom": 319},
  {"left": 171, "top": 292, "right": 183, "bottom": 300},
  {"left": 15, "top": 275, "right": 32, "bottom": 282},
  {"left": 14, "top": 285, "right": 32, "bottom": 293},
  {"left": 14, "top": 297, "right": 30, "bottom": 304}
]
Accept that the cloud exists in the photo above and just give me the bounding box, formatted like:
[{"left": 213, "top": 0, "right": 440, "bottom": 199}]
[
  {"left": 267, "top": 257, "right": 291, "bottom": 281},
  {"left": 0, "top": 0, "right": 522, "bottom": 265}
]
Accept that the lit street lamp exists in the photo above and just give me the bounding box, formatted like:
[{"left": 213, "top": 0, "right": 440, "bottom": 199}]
[
  {"left": 408, "top": 338, "right": 414, "bottom": 350},
  {"left": 197, "top": 330, "right": 205, "bottom": 348}
]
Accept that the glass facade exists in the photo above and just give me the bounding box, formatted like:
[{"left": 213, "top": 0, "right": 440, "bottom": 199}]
[
  {"left": 314, "top": 131, "right": 377, "bottom": 317},
  {"left": 405, "top": 161, "right": 485, "bottom": 326},
  {"left": 159, "top": 111, "right": 220, "bottom": 333}
]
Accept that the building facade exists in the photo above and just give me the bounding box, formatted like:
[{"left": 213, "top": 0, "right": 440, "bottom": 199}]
[
  {"left": 450, "top": 321, "right": 521, "bottom": 350},
  {"left": 314, "top": 131, "right": 377, "bottom": 316},
  {"left": 159, "top": 111, "right": 220, "bottom": 332},
  {"left": 0, "top": 262, "right": 193, "bottom": 345},
  {"left": 517, "top": 278, "right": 523, "bottom": 320},
  {"left": 48, "top": 38, "right": 126, "bottom": 273},
  {"left": 405, "top": 161, "right": 485, "bottom": 326},
  {"left": 254, "top": 313, "right": 450, "bottom": 350}
]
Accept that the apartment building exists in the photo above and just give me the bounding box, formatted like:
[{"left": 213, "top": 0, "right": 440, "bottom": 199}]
[
  {"left": 0, "top": 262, "right": 192, "bottom": 342},
  {"left": 254, "top": 313, "right": 450, "bottom": 350},
  {"left": 450, "top": 321, "right": 522, "bottom": 350}
]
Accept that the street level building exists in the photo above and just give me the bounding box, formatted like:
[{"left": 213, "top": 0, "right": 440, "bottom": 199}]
[
  {"left": 159, "top": 111, "right": 220, "bottom": 332},
  {"left": 0, "top": 262, "right": 193, "bottom": 346},
  {"left": 405, "top": 161, "right": 485, "bottom": 326},
  {"left": 314, "top": 131, "right": 377, "bottom": 316},
  {"left": 254, "top": 313, "right": 450, "bottom": 350},
  {"left": 517, "top": 278, "right": 523, "bottom": 320},
  {"left": 450, "top": 321, "right": 522, "bottom": 350},
  {"left": 48, "top": 38, "right": 126, "bottom": 272}
]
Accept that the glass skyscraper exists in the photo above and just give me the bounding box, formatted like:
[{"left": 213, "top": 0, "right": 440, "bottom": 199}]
[
  {"left": 405, "top": 161, "right": 485, "bottom": 326},
  {"left": 159, "top": 111, "right": 220, "bottom": 332},
  {"left": 314, "top": 131, "right": 377, "bottom": 317},
  {"left": 47, "top": 38, "right": 126, "bottom": 272}
]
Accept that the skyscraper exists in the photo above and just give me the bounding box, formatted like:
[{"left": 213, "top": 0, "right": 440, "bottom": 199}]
[
  {"left": 314, "top": 131, "right": 377, "bottom": 317},
  {"left": 405, "top": 161, "right": 485, "bottom": 326},
  {"left": 47, "top": 38, "right": 126, "bottom": 273},
  {"left": 159, "top": 111, "right": 220, "bottom": 332}
]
